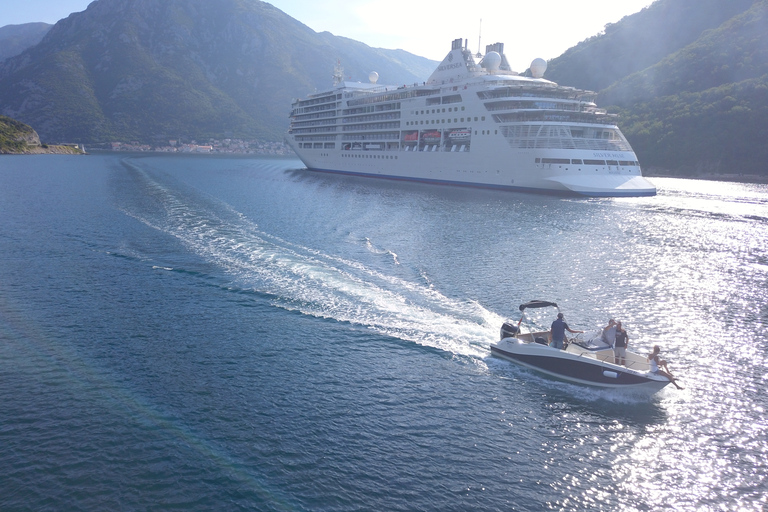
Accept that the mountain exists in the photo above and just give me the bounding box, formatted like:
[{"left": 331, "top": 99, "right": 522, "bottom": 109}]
[
  {"left": 544, "top": 0, "right": 756, "bottom": 93},
  {"left": 0, "top": 23, "right": 52, "bottom": 62},
  {"left": 0, "top": 0, "right": 435, "bottom": 144},
  {"left": 545, "top": 0, "right": 768, "bottom": 178}
]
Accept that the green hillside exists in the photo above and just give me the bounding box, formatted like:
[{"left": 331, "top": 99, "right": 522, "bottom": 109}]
[
  {"left": 0, "top": 114, "right": 85, "bottom": 154},
  {"left": 0, "top": 115, "right": 38, "bottom": 153},
  {"left": 547, "top": 0, "right": 768, "bottom": 178},
  {"left": 545, "top": 0, "right": 755, "bottom": 92}
]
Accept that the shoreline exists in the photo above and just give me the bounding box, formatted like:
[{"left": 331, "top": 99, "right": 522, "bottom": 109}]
[
  {"left": 0, "top": 145, "right": 85, "bottom": 155},
  {"left": 4, "top": 149, "right": 765, "bottom": 185}
]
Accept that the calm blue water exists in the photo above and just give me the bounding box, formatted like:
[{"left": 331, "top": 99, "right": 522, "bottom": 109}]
[{"left": 1, "top": 153, "right": 767, "bottom": 511}]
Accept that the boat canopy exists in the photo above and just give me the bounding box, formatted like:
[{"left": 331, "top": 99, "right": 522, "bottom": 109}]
[{"left": 519, "top": 300, "right": 559, "bottom": 311}]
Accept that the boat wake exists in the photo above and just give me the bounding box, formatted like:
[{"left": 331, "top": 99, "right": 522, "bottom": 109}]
[{"left": 117, "top": 159, "right": 500, "bottom": 359}]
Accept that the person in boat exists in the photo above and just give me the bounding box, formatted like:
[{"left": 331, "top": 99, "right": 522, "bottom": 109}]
[
  {"left": 648, "top": 345, "right": 683, "bottom": 390},
  {"left": 549, "top": 313, "right": 583, "bottom": 350},
  {"left": 613, "top": 321, "right": 629, "bottom": 365},
  {"left": 601, "top": 318, "right": 617, "bottom": 347}
]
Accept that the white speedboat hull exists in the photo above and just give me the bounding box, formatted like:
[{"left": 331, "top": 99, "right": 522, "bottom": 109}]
[{"left": 491, "top": 338, "right": 670, "bottom": 394}]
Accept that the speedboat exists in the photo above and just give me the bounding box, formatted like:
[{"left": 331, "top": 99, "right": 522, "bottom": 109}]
[{"left": 490, "top": 300, "right": 672, "bottom": 394}]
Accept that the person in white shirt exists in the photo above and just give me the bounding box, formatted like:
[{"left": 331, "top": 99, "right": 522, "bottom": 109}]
[{"left": 648, "top": 345, "right": 683, "bottom": 390}]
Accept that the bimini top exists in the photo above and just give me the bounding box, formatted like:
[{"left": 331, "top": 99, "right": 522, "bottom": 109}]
[{"left": 519, "top": 300, "right": 559, "bottom": 311}]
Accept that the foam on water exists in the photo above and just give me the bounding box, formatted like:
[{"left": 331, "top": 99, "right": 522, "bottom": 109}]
[{"left": 119, "top": 159, "right": 500, "bottom": 360}]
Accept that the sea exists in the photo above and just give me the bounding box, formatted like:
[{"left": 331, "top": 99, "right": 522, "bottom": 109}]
[{"left": 1, "top": 153, "right": 766, "bottom": 511}]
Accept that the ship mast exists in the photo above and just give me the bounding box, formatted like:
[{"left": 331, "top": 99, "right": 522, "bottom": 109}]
[{"left": 476, "top": 19, "right": 482, "bottom": 58}]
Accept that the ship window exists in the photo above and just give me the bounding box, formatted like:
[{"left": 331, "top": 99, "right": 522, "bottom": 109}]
[
  {"left": 474, "top": 117, "right": 478, "bottom": 121},
  {"left": 619, "top": 160, "right": 634, "bottom": 166},
  {"left": 482, "top": 116, "right": 485, "bottom": 121},
  {"left": 542, "top": 158, "right": 570, "bottom": 164},
  {"left": 461, "top": 118, "right": 465, "bottom": 122},
  {"left": 606, "top": 160, "right": 619, "bottom": 166},
  {"left": 461, "top": 107, "right": 465, "bottom": 111},
  {"left": 535, "top": 158, "right": 541, "bottom": 163},
  {"left": 571, "top": 159, "right": 582, "bottom": 164},
  {"left": 584, "top": 159, "right": 606, "bottom": 165}
]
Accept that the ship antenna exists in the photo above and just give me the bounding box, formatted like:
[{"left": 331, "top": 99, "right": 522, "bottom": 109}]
[{"left": 476, "top": 19, "right": 482, "bottom": 58}]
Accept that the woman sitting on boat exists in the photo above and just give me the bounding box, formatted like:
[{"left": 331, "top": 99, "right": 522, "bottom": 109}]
[{"left": 648, "top": 345, "right": 684, "bottom": 390}]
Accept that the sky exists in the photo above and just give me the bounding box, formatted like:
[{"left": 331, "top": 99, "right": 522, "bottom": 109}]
[{"left": 1, "top": 0, "right": 655, "bottom": 71}]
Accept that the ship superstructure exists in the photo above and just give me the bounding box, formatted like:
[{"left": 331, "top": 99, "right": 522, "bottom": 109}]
[{"left": 286, "top": 38, "right": 655, "bottom": 197}]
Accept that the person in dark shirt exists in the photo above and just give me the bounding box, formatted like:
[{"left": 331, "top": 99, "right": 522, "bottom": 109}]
[
  {"left": 614, "top": 321, "right": 629, "bottom": 365},
  {"left": 549, "top": 312, "right": 583, "bottom": 350}
]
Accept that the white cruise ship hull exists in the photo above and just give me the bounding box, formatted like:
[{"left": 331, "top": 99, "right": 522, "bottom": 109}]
[{"left": 286, "top": 136, "right": 655, "bottom": 197}]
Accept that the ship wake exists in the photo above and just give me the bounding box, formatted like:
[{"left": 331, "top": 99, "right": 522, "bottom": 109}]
[{"left": 117, "top": 159, "right": 500, "bottom": 359}]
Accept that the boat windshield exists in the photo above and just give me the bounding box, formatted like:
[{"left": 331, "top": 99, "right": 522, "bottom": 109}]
[{"left": 519, "top": 300, "right": 558, "bottom": 311}]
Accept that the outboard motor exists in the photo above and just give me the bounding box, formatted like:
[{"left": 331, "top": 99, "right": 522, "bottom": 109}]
[{"left": 500, "top": 322, "right": 519, "bottom": 340}]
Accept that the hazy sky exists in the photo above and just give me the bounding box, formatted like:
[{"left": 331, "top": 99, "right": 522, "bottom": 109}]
[{"left": 2, "top": 0, "right": 655, "bottom": 70}]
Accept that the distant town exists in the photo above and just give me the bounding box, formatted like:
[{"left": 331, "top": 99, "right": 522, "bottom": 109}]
[{"left": 104, "top": 138, "right": 294, "bottom": 155}]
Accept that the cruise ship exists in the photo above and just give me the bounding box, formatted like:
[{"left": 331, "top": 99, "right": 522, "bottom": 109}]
[{"left": 286, "top": 38, "right": 656, "bottom": 197}]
